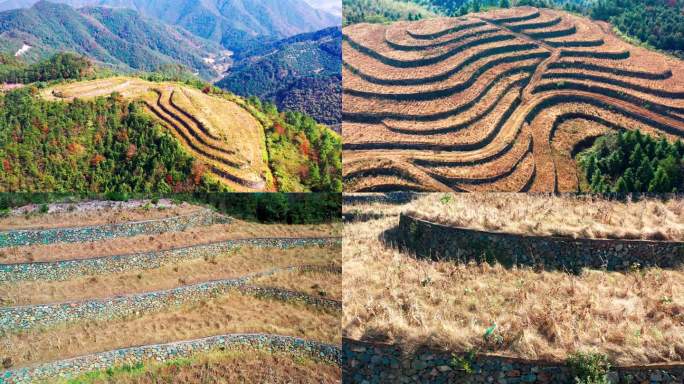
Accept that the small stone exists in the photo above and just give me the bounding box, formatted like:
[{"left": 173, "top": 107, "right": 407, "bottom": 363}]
[
  {"left": 2, "top": 357, "right": 12, "bottom": 369},
  {"left": 507, "top": 370, "right": 521, "bottom": 377},
  {"left": 437, "top": 365, "right": 452, "bottom": 372}
]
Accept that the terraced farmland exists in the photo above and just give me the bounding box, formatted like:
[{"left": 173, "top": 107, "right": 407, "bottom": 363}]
[
  {"left": 343, "top": 193, "right": 684, "bottom": 383},
  {"left": 0, "top": 199, "right": 342, "bottom": 383},
  {"left": 342, "top": 6, "right": 684, "bottom": 192},
  {"left": 42, "top": 78, "right": 270, "bottom": 192}
]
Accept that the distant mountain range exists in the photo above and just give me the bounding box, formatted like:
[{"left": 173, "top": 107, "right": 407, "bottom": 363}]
[
  {"left": 0, "top": 0, "right": 342, "bottom": 127},
  {"left": 0, "top": 0, "right": 340, "bottom": 53},
  {"left": 0, "top": 1, "right": 220, "bottom": 77},
  {"left": 216, "top": 27, "right": 342, "bottom": 129}
]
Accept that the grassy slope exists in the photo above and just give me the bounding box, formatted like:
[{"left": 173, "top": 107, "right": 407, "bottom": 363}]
[
  {"left": 343, "top": 196, "right": 684, "bottom": 365},
  {"left": 60, "top": 349, "right": 340, "bottom": 384}
]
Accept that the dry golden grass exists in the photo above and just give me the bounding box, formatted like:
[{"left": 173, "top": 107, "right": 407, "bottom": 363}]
[
  {"left": 406, "top": 194, "right": 684, "bottom": 241},
  {"left": 342, "top": 6, "right": 684, "bottom": 193},
  {"left": 0, "top": 203, "right": 200, "bottom": 230},
  {"left": 2, "top": 292, "right": 341, "bottom": 368},
  {"left": 0, "top": 246, "right": 340, "bottom": 306},
  {"left": 40, "top": 77, "right": 269, "bottom": 191},
  {"left": 58, "top": 349, "right": 340, "bottom": 384},
  {"left": 343, "top": 215, "right": 684, "bottom": 365},
  {"left": 253, "top": 269, "right": 342, "bottom": 301},
  {"left": 0, "top": 221, "right": 341, "bottom": 264}
]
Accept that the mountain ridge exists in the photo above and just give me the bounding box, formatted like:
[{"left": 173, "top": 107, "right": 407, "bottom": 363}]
[
  {"left": 216, "top": 26, "right": 342, "bottom": 129},
  {"left": 0, "top": 1, "right": 221, "bottom": 77},
  {"left": 0, "top": 0, "right": 340, "bottom": 53}
]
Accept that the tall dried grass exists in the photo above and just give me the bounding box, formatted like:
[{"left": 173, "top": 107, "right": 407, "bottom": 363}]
[
  {"left": 2, "top": 292, "right": 340, "bottom": 368},
  {"left": 1, "top": 246, "right": 340, "bottom": 306},
  {"left": 343, "top": 214, "right": 684, "bottom": 365},
  {"left": 407, "top": 194, "right": 684, "bottom": 240}
]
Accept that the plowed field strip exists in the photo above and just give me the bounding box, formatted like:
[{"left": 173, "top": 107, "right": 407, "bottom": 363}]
[
  {"left": 542, "top": 72, "right": 684, "bottom": 99},
  {"left": 343, "top": 32, "right": 517, "bottom": 68},
  {"left": 343, "top": 43, "right": 541, "bottom": 88},
  {"left": 406, "top": 19, "right": 487, "bottom": 40},
  {"left": 387, "top": 27, "right": 501, "bottom": 51},
  {"left": 548, "top": 61, "right": 672, "bottom": 80},
  {"left": 457, "top": 152, "right": 536, "bottom": 192},
  {"left": 156, "top": 90, "right": 247, "bottom": 167},
  {"left": 421, "top": 132, "right": 532, "bottom": 180},
  {"left": 533, "top": 81, "right": 684, "bottom": 121},
  {"left": 343, "top": 72, "right": 531, "bottom": 123},
  {"left": 143, "top": 102, "right": 264, "bottom": 191},
  {"left": 344, "top": 56, "right": 541, "bottom": 101}
]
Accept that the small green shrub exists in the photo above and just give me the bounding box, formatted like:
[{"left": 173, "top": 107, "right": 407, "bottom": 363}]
[{"left": 567, "top": 352, "right": 611, "bottom": 384}]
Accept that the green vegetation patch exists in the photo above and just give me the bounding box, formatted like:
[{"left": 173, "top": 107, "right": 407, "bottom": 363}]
[
  {"left": 0, "top": 87, "right": 223, "bottom": 193},
  {"left": 577, "top": 130, "right": 684, "bottom": 193},
  {"left": 242, "top": 96, "right": 342, "bottom": 192},
  {"left": 55, "top": 348, "right": 335, "bottom": 384},
  {"left": 0, "top": 52, "right": 92, "bottom": 84}
]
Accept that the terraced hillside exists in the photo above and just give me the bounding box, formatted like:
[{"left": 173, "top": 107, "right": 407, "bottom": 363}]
[
  {"left": 42, "top": 78, "right": 270, "bottom": 192},
  {"left": 343, "top": 193, "right": 684, "bottom": 383},
  {"left": 0, "top": 199, "right": 342, "bottom": 383},
  {"left": 342, "top": 6, "right": 684, "bottom": 192}
]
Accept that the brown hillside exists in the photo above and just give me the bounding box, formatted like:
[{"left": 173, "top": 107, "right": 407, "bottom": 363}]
[{"left": 342, "top": 7, "right": 684, "bottom": 192}]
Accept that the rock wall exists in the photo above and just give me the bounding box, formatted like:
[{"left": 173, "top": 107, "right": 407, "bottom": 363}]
[
  {"left": 0, "top": 209, "right": 231, "bottom": 248},
  {"left": 4, "top": 334, "right": 341, "bottom": 384},
  {"left": 343, "top": 339, "right": 684, "bottom": 384},
  {"left": 0, "top": 265, "right": 340, "bottom": 333},
  {"left": 397, "top": 214, "right": 684, "bottom": 272},
  {"left": 0, "top": 237, "right": 342, "bottom": 282}
]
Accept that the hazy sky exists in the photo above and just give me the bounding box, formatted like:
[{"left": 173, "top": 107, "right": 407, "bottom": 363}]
[{"left": 302, "top": 0, "right": 342, "bottom": 18}]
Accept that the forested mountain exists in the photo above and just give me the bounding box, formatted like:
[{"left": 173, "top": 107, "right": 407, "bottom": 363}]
[
  {"left": 0, "top": 1, "right": 220, "bottom": 78},
  {"left": 0, "top": 52, "right": 92, "bottom": 83},
  {"left": 590, "top": 0, "right": 684, "bottom": 57},
  {"left": 216, "top": 27, "right": 342, "bottom": 129},
  {"left": 0, "top": 0, "right": 340, "bottom": 54},
  {"left": 303, "top": 0, "right": 342, "bottom": 18}
]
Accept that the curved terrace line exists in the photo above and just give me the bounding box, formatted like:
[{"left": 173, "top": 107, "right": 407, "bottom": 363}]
[
  {"left": 0, "top": 209, "right": 227, "bottom": 248},
  {"left": 524, "top": 92, "right": 684, "bottom": 139},
  {"left": 0, "top": 237, "right": 342, "bottom": 282},
  {"left": 423, "top": 135, "right": 533, "bottom": 183},
  {"left": 484, "top": 9, "right": 541, "bottom": 25},
  {"left": 532, "top": 82, "right": 684, "bottom": 124},
  {"left": 144, "top": 102, "right": 265, "bottom": 190},
  {"left": 0, "top": 265, "right": 342, "bottom": 333},
  {"left": 507, "top": 16, "right": 562, "bottom": 32},
  {"left": 344, "top": 57, "right": 540, "bottom": 101},
  {"left": 4, "top": 334, "right": 341, "bottom": 383},
  {"left": 548, "top": 61, "right": 672, "bottom": 80},
  {"left": 542, "top": 72, "right": 684, "bottom": 99},
  {"left": 344, "top": 74, "right": 530, "bottom": 123},
  {"left": 343, "top": 42, "right": 541, "bottom": 86},
  {"left": 395, "top": 213, "right": 684, "bottom": 271},
  {"left": 152, "top": 91, "right": 244, "bottom": 168},
  {"left": 386, "top": 27, "right": 501, "bottom": 51},
  {"left": 343, "top": 32, "right": 517, "bottom": 68},
  {"left": 406, "top": 20, "right": 487, "bottom": 40},
  {"left": 381, "top": 77, "right": 528, "bottom": 135}
]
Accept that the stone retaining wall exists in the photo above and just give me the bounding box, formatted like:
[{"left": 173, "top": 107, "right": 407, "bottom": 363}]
[
  {"left": 0, "top": 265, "right": 341, "bottom": 333},
  {"left": 3, "top": 334, "right": 341, "bottom": 384},
  {"left": 343, "top": 339, "right": 684, "bottom": 384},
  {"left": 0, "top": 209, "right": 231, "bottom": 248},
  {"left": 0, "top": 237, "right": 342, "bottom": 282},
  {"left": 397, "top": 214, "right": 684, "bottom": 272}
]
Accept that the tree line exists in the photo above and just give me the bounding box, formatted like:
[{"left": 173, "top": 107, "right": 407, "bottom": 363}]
[
  {"left": 0, "top": 87, "right": 224, "bottom": 194},
  {"left": 0, "top": 53, "right": 92, "bottom": 84},
  {"left": 578, "top": 130, "right": 684, "bottom": 193}
]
